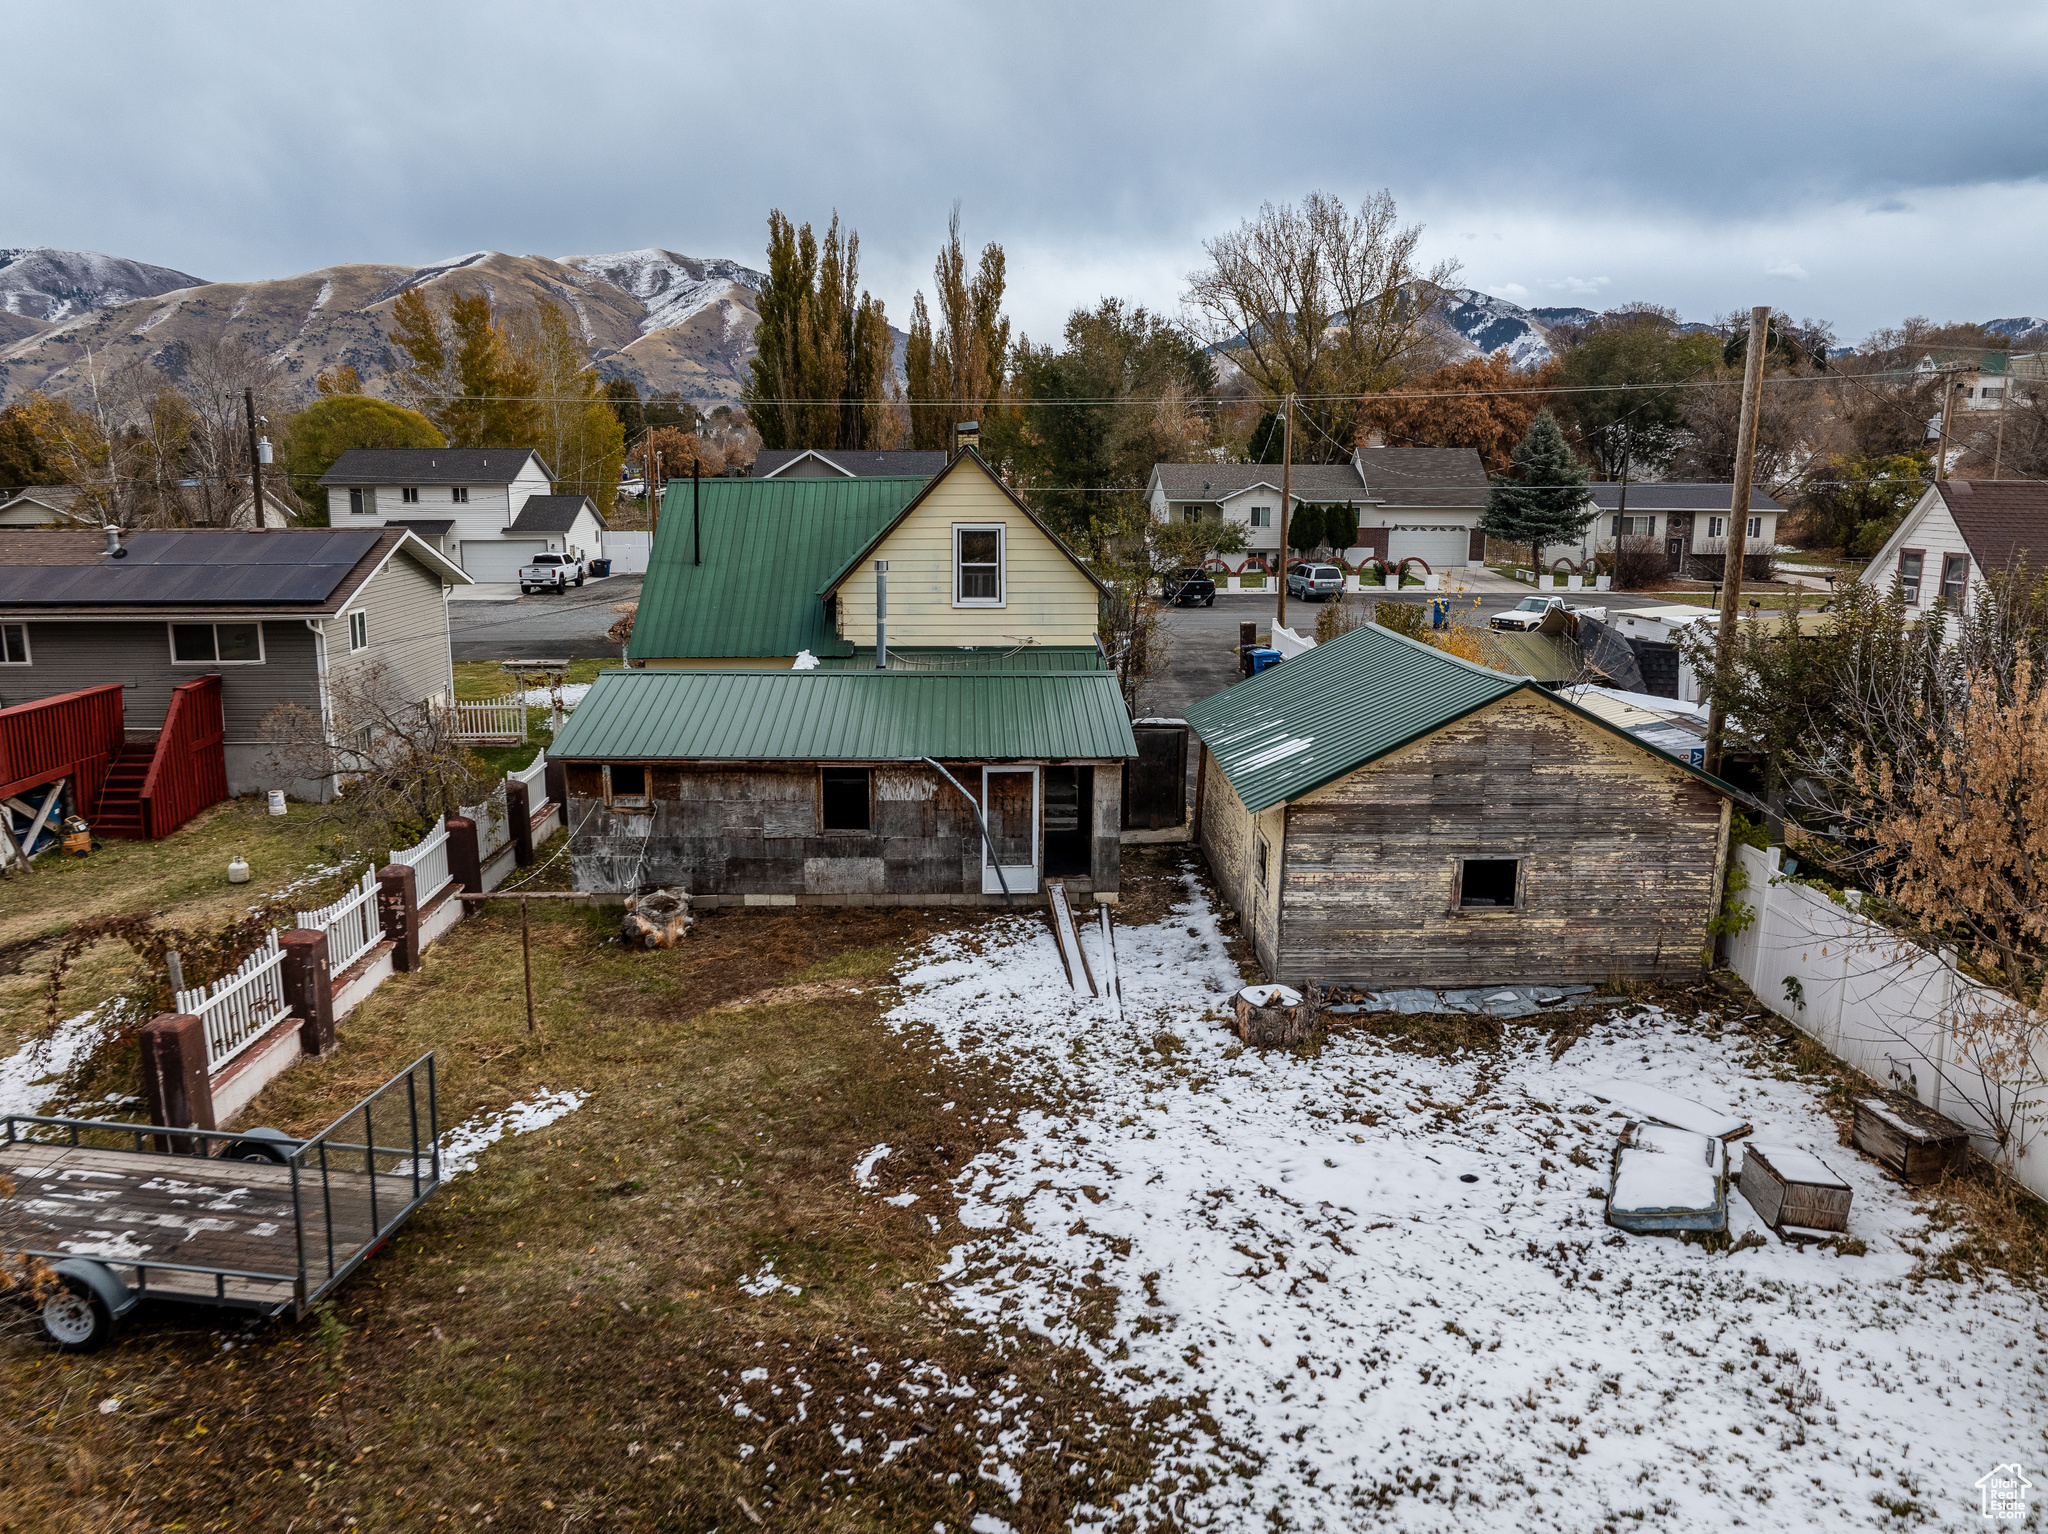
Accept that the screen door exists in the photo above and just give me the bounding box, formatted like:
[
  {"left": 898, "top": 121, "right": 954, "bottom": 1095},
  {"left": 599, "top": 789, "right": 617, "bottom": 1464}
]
[{"left": 981, "top": 766, "right": 1039, "bottom": 894}]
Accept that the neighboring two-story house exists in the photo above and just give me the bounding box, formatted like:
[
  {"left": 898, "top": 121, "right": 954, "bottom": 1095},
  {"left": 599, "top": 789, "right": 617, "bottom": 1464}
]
[
  {"left": 0, "top": 526, "right": 469, "bottom": 799},
  {"left": 1147, "top": 447, "right": 1491, "bottom": 571},
  {"left": 317, "top": 448, "right": 604, "bottom": 581},
  {"left": 1540, "top": 483, "right": 1785, "bottom": 577},
  {"left": 1858, "top": 479, "right": 2048, "bottom": 616},
  {"left": 551, "top": 443, "right": 1135, "bottom": 906}
]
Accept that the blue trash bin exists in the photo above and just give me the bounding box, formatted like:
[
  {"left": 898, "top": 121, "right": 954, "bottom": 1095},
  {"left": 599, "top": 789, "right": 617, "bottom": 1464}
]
[
  {"left": 1428, "top": 597, "right": 1450, "bottom": 629},
  {"left": 1250, "top": 647, "right": 1284, "bottom": 674}
]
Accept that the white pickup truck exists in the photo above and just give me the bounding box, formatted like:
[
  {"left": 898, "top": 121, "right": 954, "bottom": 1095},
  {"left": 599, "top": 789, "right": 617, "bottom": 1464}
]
[
  {"left": 518, "top": 552, "right": 586, "bottom": 594},
  {"left": 1488, "top": 595, "right": 1607, "bottom": 632}
]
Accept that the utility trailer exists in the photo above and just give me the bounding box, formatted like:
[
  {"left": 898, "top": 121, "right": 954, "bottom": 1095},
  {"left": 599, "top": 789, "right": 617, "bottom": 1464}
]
[{"left": 1, "top": 1054, "right": 439, "bottom": 1351}]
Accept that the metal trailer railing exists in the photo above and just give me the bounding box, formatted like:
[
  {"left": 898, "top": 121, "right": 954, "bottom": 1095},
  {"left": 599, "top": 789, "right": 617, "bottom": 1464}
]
[
  {"left": 0, "top": 1055, "right": 440, "bottom": 1337},
  {"left": 177, "top": 932, "right": 292, "bottom": 1072},
  {"left": 295, "top": 867, "right": 384, "bottom": 975},
  {"left": 388, "top": 820, "right": 453, "bottom": 904}
]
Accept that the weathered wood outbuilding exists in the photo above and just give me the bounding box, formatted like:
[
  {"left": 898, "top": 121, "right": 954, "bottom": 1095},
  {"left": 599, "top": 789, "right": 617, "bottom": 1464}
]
[
  {"left": 1185, "top": 623, "right": 1736, "bottom": 988},
  {"left": 550, "top": 666, "right": 1134, "bottom": 906}
]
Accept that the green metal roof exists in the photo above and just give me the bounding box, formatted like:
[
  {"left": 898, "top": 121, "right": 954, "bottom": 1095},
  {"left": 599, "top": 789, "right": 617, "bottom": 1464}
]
[
  {"left": 627, "top": 476, "right": 928, "bottom": 660},
  {"left": 819, "top": 645, "right": 1106, "bottom": 672},
  {"left": 550, "top": 667, "right": 1138, "bottom": 762},
  {"left": 1186, "top": 622, "right": 1737, "bottom": 812}
]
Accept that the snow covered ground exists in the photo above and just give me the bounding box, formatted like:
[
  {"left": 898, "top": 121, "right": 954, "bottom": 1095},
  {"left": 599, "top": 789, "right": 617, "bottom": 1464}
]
[{"left": 878, "top": 874, "right": 2046, "bottom": 1531}]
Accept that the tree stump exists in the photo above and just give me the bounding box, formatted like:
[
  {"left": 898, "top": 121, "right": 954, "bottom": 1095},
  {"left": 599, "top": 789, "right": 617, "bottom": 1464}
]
[
  {"left": 621, "top": 888, "right": 693, "bottom": 950},
  {"left": 1233, "top": 984, "right": 1321, "bottom": 1047}
]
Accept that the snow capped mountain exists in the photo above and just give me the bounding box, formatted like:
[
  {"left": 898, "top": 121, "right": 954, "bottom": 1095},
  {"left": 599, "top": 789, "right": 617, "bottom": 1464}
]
[
  {"left": 562, "top": 249, "right": 766, "bottom": 337},
  {"left": 1430, "top": 288, "right": 1559, "bottom": 368},
  {"left": 1985, "top": 316, "right": 2048, "bottom": 343},
  {"left": 1529, "top": 306, "right": 1598, "bottom": 329},
  {"left": 0, "top": 247, "right": 207, "bottom": 323}
]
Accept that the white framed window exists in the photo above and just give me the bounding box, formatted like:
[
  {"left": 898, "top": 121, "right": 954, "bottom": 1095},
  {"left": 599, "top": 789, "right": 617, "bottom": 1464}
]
[
  {"left": 347, "top": 610, "right": 369, "bottom": 652},
  {"left": 953, "top": 523, "right": 1005, "bottom": 606},
  {"left": 1613, "top": 514, "right": 1656, "bottom": 537},
  {"left": 1182, "top": 506, "right": 1200, "bottom": 523},
  {"left": 401, "top": 486, "right": 420, "bottom": 504},
  {"left": 0, "top": 623, "right": 28, "bottom": 664},
  {"left": 1707, "top": 516, "right": 1724, "bottom": 539},
  {"left": 1747, "top": 515, "right": 1763, "bottom": 540},
  {"left": 451, "top": 486, "right": 469, "bottom": 504},
  {"left": 169, "top": 621, "right": 264, "bottom": 665},
  {"left": 1249, "top": 506, "right": 1273, "bottom": 528},
  {"left": 1255, "top": 828, "right": 1272, "bottom": 887},
  {"left": 348, "top": 487, "right": 369, "bottom": 515}
]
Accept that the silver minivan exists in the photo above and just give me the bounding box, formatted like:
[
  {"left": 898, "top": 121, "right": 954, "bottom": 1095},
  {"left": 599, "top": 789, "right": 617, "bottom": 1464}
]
[{"left": 1286, "top": 563, "right": 1344, "bottom": 601}]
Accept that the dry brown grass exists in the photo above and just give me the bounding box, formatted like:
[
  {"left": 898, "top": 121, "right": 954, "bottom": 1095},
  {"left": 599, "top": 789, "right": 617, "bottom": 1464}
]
[{"left": 0, "top": 853, "right": 1176, "bottom": 1533}]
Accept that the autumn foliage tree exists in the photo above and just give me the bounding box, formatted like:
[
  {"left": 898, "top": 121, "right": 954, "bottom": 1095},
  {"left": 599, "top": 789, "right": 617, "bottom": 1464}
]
[
  {"left": 1356, "top": 350, "right": 1557, "bottom": 471},
  {"left": 386, "top": 288, "right": 541, "bottom": 448},
  {"left": 904, "top": 209, "right": 1011, "bottom": 452}
]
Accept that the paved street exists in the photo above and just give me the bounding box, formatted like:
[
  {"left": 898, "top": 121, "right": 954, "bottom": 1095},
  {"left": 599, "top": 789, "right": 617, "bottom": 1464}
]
[{"left": 447, "top": 574, "right": 642, "bottom": 661}]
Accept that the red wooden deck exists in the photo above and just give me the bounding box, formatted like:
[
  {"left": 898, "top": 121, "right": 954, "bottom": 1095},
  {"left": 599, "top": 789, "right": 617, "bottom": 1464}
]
[{"left": 0, "top": 676, "right": 227, "bottom": 844}]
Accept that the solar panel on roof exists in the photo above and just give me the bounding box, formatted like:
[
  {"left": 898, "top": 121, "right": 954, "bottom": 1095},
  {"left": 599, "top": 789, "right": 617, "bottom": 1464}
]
[{"left": 0, "top": 530, "right": 384, "bottom": 607}]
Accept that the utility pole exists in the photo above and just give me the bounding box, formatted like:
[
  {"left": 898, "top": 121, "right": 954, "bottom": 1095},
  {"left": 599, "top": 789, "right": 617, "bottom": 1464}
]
[
  {"left": 243, "top": 387, "right": 266, "bottom": 529},
  {"left": 1276, "top": 393, "right": 1294, "bottom": 631},
  {"left": 1703, "top": 305, "right": 1770, "bottom": 779},
  {"left": 1992, "top": 363, "right": 2009, "bottom": 481},
  {"left": 1933, "top": 368, "right": 1963, "bottom": 482}
]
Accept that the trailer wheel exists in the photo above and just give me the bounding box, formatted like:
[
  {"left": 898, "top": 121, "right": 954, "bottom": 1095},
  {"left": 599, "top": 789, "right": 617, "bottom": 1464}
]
[{"left": 43, "top": 1279, "right": 115, "bottom": 1353}]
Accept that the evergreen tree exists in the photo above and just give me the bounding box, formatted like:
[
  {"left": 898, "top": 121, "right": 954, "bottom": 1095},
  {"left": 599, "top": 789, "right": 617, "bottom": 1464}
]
[
  {"left": 604, "top": 378, "right": 646, "bottom": 445},
  {"left": 1287, "top": 503, "right": 1329, "bottom": 557},
  {"left": 1482, "top": 411, "right": 1596, "bottom": 571}
]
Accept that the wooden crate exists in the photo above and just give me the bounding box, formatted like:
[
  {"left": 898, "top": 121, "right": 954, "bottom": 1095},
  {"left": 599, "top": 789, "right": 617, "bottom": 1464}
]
[
  {"left": 1738, "top": 1144, "right": 1852, "bottom": 1233},
  {"left": 1852, "top": 1090, "right": 1970, "bottom": 1184}
]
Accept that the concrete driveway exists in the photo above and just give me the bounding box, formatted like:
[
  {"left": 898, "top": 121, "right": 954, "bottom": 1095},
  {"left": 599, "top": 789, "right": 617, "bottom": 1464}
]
[{"left": 447, "top": 573, "right": 642, "bottom": 661}]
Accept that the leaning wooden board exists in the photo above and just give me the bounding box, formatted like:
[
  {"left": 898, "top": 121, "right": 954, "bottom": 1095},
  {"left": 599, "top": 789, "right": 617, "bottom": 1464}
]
[{"left": 1851, "top": 1090, "right": 1970, "bottom": 1183}]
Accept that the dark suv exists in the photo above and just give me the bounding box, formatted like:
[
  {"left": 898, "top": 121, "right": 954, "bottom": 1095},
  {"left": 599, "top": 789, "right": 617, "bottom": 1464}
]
[{"left": 1164, "top": 567, "right": 1217, "bottom": 606}]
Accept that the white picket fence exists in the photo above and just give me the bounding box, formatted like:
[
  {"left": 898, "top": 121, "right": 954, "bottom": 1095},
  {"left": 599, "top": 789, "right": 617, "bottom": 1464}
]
[
  {"left": 295, "top": 867, "right": 383, "bottom": 976},
  {"left": 389, "top": 820, "right": 453, "bottom": 904},
  {"left": 453, "top": 698, "right": 526, "bottom": 744},
  {"left": 460, "top": 785, "right": 512, "bottom": 863},
  {"left": 1723, "top": 842, "right": 2048, "bottom": 1201},
  {"left": 178, "top": 933, "right": 292, "bottom": 1073}
]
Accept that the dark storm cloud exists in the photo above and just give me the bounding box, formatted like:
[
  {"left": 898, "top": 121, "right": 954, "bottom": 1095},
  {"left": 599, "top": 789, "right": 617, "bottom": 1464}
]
[{"left": 6, "top": 0, "right": 2045, "bottom": 339}]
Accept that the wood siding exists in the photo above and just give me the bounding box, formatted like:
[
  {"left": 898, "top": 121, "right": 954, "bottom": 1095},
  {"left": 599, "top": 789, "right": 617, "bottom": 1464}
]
[
  {"left": 565, "top": 759, "right": 1122, "bottom": 906},
  {"left": 1197, "top": 748, "right": 1286, "bottom": 977},
  {"left": 319, "top": 548, "right": 454, "bottom": 711},
  {"left": 834, "top": 471, "right": 1101, "bottom": 649},
  {"left": 1276, "top": 693, "right": 1727, "bottom": 986}
]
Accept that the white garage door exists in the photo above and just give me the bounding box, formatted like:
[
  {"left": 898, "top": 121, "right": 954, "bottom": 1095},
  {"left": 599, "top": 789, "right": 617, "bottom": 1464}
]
[
  {"left": 462, "top": 540, "right": 547, "bottom": 582},
  {"left": 1387, "top": 525, "right": 1472, "bottom": 571}
]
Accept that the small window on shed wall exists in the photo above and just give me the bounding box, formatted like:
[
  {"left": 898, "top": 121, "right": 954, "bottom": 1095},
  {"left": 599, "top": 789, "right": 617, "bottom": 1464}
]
[
  {"left": 820, "top": 767, "right": 872, "bottom": 831},
  {"left": 1458, "top": 858, "right": 1521, "bottom": 908},
  {"left": 605, "top": 763, "right": 648, "bottom": 808},
  {"left": 1255, "top": 828, "right": 1272, "bottom": 887}
]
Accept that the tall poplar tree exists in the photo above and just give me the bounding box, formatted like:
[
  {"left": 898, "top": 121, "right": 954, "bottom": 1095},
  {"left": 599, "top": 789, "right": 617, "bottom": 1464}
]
[
  {"left": 903, "top": 208, "right": 1010, "bottom": 452},
  {"left": 745, "top": 211, "right": 891, "bottom": 452}
]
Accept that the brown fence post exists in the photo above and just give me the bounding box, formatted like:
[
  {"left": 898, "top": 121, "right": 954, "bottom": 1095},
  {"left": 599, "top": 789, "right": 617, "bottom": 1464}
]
[
  {"left": 544, "top": 757, "right": 566, "bottom": 816},
  {"left": 140, "top": 1013, "right": 215, "bottom": 1150},
  {"left": 446, "top": 815, "right": 482, "bottom": 896},
  {"left": 377, "top": 863, "right": 420, "bottom": 972},
  {"left": 505, "top": 778, "right": 536, "bottom": 866},
  {"left": 278, "top": 928, "right": 335, "bottom": 1057}
]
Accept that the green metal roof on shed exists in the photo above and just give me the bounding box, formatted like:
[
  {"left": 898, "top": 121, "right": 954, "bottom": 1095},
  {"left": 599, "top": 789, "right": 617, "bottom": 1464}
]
[
  {"left": 818, "top": 645, "right": 1106, "bottom": 672},
  {"left": 626, "top": 476, "right": 928, "bottom": 661},
  {"left": 550, "top": 667, "right": 1139, "bottom": 763},
  {"left": 1184, "top": 622, "right": 1737, "bottom": 814}
]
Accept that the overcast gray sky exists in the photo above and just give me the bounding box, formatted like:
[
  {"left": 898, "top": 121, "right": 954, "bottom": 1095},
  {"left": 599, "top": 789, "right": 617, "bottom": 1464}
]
[{"left": 10, "top": 0, "right": 2046, "bottom": 344}]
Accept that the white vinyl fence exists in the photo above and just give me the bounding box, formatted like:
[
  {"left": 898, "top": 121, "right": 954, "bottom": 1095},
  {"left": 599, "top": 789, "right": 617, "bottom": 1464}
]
[
  {"left": 460, "top": 784, "right": 512, "bottom": 863},
  {"left": 509, "top": 751, "right": 549, "bottom": 800},
  {"left": 295, "top": 867, "right": 383, "bottom": 975},
  {"left": 389, "top": 820, "right": 453, "bottom": 904},
  {"left": 452, "top": 698, "right": 526, "bottom": 744},
  {"left": 1722, "top": 842, "right": 2048, "bottom": 1201},
  {"left": 178, "top": 933, "right": 292, "bottom": 1072},
  {"left": 602, "top": 531, "right": 651, "bottom": 575}
]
